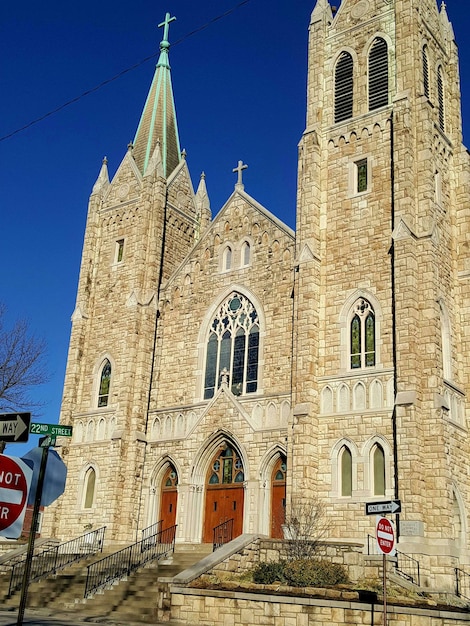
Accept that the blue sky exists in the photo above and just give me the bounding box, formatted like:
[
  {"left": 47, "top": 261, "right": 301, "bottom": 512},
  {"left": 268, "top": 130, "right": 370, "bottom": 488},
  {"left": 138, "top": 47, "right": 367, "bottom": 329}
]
[{"left": 1, "top": 0, "right": 469, "bottom": 456}]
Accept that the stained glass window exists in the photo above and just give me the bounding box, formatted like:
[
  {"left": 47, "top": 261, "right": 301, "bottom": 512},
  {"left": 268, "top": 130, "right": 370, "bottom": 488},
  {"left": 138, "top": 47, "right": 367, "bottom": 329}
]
[
  {"left": 98, "top": 360, "right": 111, "bottom": 407},
  {"left": 341, "top": 447, "right": 352, "bottom": 497},
  {"left": 207, "top": 445, "right": 244, "bottom": 485},
  {"left": 350, "top": 299, "right": 375, "bottom": 369},
  {"left": 356, "top": 159, "right": 368, "bottom": 193},
  {"left": 373, "top": 445, "right": 385, "bottom": 496},
  {"left": 204, "top": 293, "right": 259, "bottom": 398}
]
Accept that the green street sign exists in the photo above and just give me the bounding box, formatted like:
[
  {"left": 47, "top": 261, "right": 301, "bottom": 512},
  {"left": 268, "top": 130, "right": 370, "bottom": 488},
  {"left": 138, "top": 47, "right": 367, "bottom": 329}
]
[{"left": 30, "top": 423, "right": 73, "bottom": 437}]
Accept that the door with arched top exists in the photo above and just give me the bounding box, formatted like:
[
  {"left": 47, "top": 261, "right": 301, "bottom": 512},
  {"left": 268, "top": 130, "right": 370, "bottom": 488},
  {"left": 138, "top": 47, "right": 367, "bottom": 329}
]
[
  {"left": 160, "top": 465, "right": 178, "bottom": 530},
  {"left": 271, "top": 455, "right": 286, "bottom": 538},
  {"left": 203, "top": 444, "right": 244, "bottom": 543}
]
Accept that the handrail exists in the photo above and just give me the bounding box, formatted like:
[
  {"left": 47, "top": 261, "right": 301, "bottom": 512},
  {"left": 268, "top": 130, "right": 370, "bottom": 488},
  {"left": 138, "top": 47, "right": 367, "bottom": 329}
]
[
  {"left": 84, "top": 523, "right": 177, "bottom": 598},
  {"left": 141, "top": 519, "right": 163, "bottom": 543},
  {"left": 455, "top": 567, "right": 470, "bottom": 601},
  {"left": 366, "top": 534, "right": 420, "bottom": 587},
  {"left": 213, "top": 518, "right": 234, "bottom": 551},
  {"left": 9, "top": 526, "right": 106, "bottom": 596}
]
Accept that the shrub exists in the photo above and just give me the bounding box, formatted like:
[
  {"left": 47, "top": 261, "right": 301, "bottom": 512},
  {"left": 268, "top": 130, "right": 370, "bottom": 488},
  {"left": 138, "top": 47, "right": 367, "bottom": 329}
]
[
  {"left": 283, "top": 558, "right": 349, "bottom": 587},
  {"left": 252, "top": 561, "right": 287, "bottom": 584}
]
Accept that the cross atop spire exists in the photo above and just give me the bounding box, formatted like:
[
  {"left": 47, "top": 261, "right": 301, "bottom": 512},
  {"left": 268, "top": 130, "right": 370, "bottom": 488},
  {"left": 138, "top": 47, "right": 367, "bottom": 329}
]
[
  {"left": 158, "top": 13, "right": 176, "bottom": 46},
  {"left": 233, "top": 160, "right": 248, "bottom": 190}
]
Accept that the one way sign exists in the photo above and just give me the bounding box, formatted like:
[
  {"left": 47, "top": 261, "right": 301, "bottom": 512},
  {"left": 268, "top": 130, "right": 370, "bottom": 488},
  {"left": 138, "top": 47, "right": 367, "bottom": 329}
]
[{"left": 0, "top": 413, "right": 31, "bottom": 443}]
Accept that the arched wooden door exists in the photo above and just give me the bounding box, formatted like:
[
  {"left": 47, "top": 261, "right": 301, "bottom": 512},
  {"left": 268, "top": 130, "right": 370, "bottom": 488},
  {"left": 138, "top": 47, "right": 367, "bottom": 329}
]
[
  {"left": 271, "top": 456, "right": 286, "bottom": 538},
  {"left": 160, "top": 465, "right": 178, "bottom": 530},
  {"left": 203, "top": 444, "right": 244, "bottom": 543}
]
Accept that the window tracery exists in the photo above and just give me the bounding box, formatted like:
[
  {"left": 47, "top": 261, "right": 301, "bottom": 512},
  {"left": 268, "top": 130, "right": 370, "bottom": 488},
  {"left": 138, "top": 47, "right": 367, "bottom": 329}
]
[
  {"left": 204, "top": 293, "right": 259, "bottom": 398},
  {"left": 350, "top": 299, "right": 375, "bottom": 369}
]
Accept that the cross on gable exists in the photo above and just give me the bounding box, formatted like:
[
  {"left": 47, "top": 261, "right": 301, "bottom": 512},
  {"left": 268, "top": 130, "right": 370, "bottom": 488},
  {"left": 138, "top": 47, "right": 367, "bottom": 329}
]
[
  {"left": 158, "top": 12, "right": 176, "bottom": 43},
  {"left": 233, "top": 160, "right": 248, "bottom": 190}
]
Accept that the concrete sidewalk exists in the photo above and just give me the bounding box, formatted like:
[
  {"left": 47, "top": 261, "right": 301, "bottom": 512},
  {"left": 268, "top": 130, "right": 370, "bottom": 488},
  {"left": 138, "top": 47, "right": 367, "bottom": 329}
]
[{"left": 0, "top": 610, "right": 179, "bottom": 626}]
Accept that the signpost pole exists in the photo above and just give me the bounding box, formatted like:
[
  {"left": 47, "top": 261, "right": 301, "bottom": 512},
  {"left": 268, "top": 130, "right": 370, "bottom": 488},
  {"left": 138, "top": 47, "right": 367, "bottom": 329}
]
[
  {"left": 16, "top": 444, "right": 49, "bottom": 626},
  {"left": 383, "top": 553, "right": 387, "bottom": 626}
]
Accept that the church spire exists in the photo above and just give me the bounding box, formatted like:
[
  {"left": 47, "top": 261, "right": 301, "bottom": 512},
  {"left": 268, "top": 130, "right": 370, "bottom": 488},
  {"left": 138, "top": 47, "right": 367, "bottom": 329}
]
[{"left": 132, "top": 13, "right": 181, "bottom": 177}]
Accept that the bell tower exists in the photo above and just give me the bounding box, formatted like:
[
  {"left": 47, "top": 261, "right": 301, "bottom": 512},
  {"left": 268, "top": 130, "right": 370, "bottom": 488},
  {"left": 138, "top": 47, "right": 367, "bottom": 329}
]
[{"left": 291, "top": 0, "right": 470, "bottom": 583}]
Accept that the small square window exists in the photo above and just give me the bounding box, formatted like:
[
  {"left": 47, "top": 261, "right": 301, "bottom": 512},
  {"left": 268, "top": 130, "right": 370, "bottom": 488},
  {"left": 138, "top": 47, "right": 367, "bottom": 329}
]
[
  {"left": 116, "top": 239, "right": 124, "bottom": 263},
  {"left": 356, "top": 159, "right": 368, "bottom": 193}
]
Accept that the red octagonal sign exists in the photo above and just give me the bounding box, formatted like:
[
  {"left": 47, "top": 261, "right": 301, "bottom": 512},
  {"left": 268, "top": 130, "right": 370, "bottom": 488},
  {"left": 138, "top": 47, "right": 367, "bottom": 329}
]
[
  {"left": 0, "top": 455, "right": 32, "bottom": 539},
  {"left": 376, "top": 516, "right": 395, "bottom": 555}
]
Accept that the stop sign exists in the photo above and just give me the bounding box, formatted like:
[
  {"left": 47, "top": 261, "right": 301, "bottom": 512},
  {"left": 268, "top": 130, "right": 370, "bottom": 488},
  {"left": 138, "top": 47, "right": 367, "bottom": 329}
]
[
  {"left": 376, "top": 516, "right": 395, "bottom": 555},
  {"left": 0, "top": 456, "right": 32, "bottom": 539}
]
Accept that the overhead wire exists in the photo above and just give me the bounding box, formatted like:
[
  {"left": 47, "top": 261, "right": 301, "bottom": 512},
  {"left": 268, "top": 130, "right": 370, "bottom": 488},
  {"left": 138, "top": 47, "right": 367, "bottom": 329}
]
[{"left": 0, "top": 0, "right": 252, "bottom": 144}]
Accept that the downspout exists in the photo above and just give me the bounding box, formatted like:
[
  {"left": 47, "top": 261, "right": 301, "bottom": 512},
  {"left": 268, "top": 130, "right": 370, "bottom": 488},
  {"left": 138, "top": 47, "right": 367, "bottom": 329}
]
[
  {"left": 134, "top": 184, "right": 169, "bottom": 541},
  {"left": 389, "top": 110, "right": 400, "bottom": 542}
]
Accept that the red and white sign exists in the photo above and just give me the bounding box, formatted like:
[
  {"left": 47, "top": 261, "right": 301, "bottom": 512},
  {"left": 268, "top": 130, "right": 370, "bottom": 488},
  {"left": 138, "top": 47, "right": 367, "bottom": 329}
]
[
  {"left": 376, "top": 516, "right": 395, "bottom": 555},
  {"left": 0, "top": 456, "right": 32, "bottom": 539}
]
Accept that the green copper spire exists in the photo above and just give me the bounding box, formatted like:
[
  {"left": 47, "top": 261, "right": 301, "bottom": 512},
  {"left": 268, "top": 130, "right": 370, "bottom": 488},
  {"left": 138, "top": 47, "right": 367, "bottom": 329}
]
[{"left": 133, "top": 13, "right": 182, "bottom": 177}]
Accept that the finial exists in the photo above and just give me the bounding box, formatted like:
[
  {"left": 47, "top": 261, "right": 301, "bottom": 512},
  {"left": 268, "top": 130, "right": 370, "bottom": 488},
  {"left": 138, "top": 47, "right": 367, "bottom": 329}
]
[
  {"left": 233, "top": 160, "right": 248, "bottom": 190},
  {"left": 103, "top": 156, "right": 108, "bottom": 164},
  {"left": 200, "top": 171, "right": 206, "bottom": 180},
  {"left": 127, "top": 142, "right": 134, "bottom": 152},
  {"left": 181, "top": 148, "right": 187, "bottom": 160}
]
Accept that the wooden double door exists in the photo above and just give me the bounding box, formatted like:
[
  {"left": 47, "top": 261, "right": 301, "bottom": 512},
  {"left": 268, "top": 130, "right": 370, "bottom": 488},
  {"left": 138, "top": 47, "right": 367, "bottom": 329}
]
[
  {"left": 203, "top": 445, "right": 245, "bottom": 544},
  {"left": 160, "top": 465, "right": 178, "bottom": 530}
]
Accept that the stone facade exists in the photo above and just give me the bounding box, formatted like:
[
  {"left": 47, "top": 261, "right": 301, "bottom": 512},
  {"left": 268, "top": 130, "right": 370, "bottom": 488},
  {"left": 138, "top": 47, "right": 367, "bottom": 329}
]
[{"left": 44, "top": 0, "right": 470, "bottom": 594}]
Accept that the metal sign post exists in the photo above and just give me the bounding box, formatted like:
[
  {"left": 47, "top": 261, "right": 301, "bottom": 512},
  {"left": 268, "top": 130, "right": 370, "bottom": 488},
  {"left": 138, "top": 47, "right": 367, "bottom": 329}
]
[
  {"left": 16, "top": 444, "right": 49, "bottom": 626},
  {"left": 376, "top": 516, "right": 396, "bottom": 626}
]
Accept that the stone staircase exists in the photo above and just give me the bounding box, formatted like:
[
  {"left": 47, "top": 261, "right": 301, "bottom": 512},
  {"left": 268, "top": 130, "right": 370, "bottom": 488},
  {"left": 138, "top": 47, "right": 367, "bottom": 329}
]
[{"left": 0, "top": 543, "right": 213, "bottom": 623}]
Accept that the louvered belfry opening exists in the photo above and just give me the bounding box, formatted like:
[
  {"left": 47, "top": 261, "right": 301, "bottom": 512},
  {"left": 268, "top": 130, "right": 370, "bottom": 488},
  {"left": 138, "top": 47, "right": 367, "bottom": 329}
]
[
  {"left": 437, "top": 65, "right": 445, "bottom": 132},
  {"left": 423, "top": 45, "right": 430, "bottom": 99},
  {"left": 368, "top": 38, "right": 389, "bottom": 111},
  {"left": 335, "top": 51, "right": 354, "bottom": 123}
]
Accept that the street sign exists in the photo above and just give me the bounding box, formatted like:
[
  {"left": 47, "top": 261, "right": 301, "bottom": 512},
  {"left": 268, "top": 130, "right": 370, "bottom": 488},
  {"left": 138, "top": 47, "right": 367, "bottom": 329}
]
[
  {"left": 0, "top": 413, "right": 31, "bottom": 443},
  {"left": 30, "top": 423, "right": 73, "bottom": 438},
  {"left": 22, "top": 447, "right": 67, "bottom": 507},
  {"left": 365, "top": 499, "right": 401, "bottom": 516},
  {"left": 376, "top": 516, "right": 396, "bottom": 555},
  {"left": 0, "top": 455, "right": 32, "bottom": 538}
]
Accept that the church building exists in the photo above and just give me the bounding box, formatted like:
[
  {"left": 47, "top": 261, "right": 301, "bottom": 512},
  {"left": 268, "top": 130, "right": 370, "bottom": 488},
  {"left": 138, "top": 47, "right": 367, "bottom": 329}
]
[{"left": 45, "top": 0, "right": 470, "bottom": 590}]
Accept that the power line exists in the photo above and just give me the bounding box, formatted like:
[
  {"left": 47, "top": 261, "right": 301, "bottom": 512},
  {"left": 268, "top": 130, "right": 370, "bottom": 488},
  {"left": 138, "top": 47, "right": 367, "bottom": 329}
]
[{"left": 0, "top": 0, "right": 251, "bottom": 144}]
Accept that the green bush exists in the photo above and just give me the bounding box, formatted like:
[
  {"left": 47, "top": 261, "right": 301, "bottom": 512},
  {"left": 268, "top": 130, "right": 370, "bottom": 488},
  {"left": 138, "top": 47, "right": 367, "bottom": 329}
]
[
  {"left": 252, "top": 561, "right": 287, "bottom": 584},
  {"left": 283, "top": 558, "right": 349, "bottom": 587}
]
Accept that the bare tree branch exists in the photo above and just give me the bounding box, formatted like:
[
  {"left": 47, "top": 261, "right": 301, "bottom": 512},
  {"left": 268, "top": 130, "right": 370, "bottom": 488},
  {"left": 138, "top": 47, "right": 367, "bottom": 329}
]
[{"left": 0, "top": 304, "right": 48, "bottom": 412}]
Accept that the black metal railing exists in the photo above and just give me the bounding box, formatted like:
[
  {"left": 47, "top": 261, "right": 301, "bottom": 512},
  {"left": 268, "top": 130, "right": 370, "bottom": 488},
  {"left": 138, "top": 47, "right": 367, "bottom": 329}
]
[
  {"left": 396, "top": 550, "right": 420, "bottom": 587},
  {"left": 9, "top": 526, "right": 106, "bottom": 596},
  {"left": 366, "top": 535, "right": 420, "bottom": 587},
  {"left": 213, "top": 518, "right": 234, "bottom": 551},
  {"left": 84, "top": 523, "right": 177, "bottom": 599},
  {"left": 455, "top": 567, "right": 470, "bottom": 601},
  {"left": 141, "top": 520, "right": 162, "bottom": 545}
]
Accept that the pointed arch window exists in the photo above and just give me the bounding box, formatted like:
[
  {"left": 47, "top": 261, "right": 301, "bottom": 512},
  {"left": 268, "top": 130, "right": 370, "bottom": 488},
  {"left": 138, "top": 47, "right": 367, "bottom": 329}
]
[
  {"left": 208, "top": 445, "right": 244, "bottom": 485},
  {"left": 223, "top": 246, "right": 232, "bottom": 271},
  {"left": 335, "top": 51, "right": 354, "bottom": 123},
  {"left": 373, "top": 445, "right": 385, "bottom": 496},
  {"left": 350, "top": 299, "right": 375, "bottom": 369},
  {"left": 368, "top": 38, "right": 389, "bottom": 111},
  {"left": 422, "top": 45, "right": 430, "bottom": 99},
  {"left": 340, "top": 446, "right": 353, "bottom": 497},
  {"left": 241, "top": 241, "right": 251, "bottom": 267},
  {"left": 204, "top": 293, "right": 259, "bottom": 398},
  {"left": 98, "top": 360, "right": 111, "bottom": 407},
  {"left": 437, "top": 65, "right": 445, "bottom": 132},
  {"left": 83, "top": 467, "right": 96, "bottom": 509}
]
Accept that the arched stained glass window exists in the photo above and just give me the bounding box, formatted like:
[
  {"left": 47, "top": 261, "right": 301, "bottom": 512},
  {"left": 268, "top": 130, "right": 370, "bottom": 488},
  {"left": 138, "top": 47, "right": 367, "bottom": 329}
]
[
  {"left": 207, "top": 445, "right": 244, "bottom": 485},
  {"left": 335, "top": 51, "right": 354, "bottom": 123},
  {"left": 241, "top": 241, "right": 251, "bottom": 266},
  {"left": 223, "top": 246, "right": 232, "bottom": 270},
  {"left": 340, "top": 446, "right": 353, "bottom": 497},
  {"left": 368, "top": 38, "right": 389, "bottom": 111},
  {"left": 83, "top": 467, "right": 96, "bottom": 509},
  {"left": 373, "top": 445, "right": 385, "bottom": 496},
  {"left": 98, "top": 360, "right": 111, "bottom": 407},
  {"left": 204, "top": 293, "right": 260, "bottom": 398},
  {"left": 350, "top": 299, "right": 375, "bottom": 369}
]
